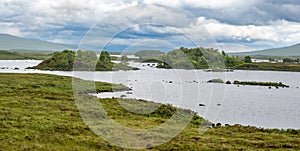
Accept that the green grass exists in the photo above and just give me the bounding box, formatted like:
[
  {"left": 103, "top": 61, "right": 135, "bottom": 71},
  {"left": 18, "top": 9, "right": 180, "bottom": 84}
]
[
  {"left": 0, "top": 73, "right": 300, "bottom": 150},
  {"left": 0, "top": 50, "right": 52, "bottom": 60},
  {"left": 233, "top": 62, "right": 300, "bottom": 72}
]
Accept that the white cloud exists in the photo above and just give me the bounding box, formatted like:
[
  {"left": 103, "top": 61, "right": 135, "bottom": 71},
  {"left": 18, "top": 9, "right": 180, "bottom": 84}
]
[
  {"left": 0, "top": 23, "right": 22, "bottom": 36},
  {"left": 191, "top": 17, "right": 300, "bottom": 50},
  {"left": 142, "top": 0, "right": 259, "bottom": 9}
]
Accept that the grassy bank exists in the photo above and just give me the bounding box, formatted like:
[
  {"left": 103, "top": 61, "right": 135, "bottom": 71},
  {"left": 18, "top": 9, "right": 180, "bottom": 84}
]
[
  {"left": 0, "top": 73, "right": 299, "bottom": 150},
  {"left": 232, "top": 62, "right": 300, "bottom": 72},
  {"left": 0, "top": 50, "right": 52, "bottom": 60}
]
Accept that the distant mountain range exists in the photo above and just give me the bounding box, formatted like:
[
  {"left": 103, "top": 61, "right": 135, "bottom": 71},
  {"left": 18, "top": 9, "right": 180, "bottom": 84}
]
[
  {"left": 229, "top": 43, "right": 300, "bottom": 57},
  {"left": 0, "top": 34, "right": 76, "bottom": 52},
  {"left": 2, "top": 33, "right": 300, "bottom": 57}
]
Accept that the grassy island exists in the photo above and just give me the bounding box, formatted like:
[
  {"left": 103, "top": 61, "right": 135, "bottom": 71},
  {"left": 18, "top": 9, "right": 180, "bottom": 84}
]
[
  {"left": 28, "top": 50, "right": 138, "bottom": 71},
  {"left": 142, "top": 47, "right": 300, "bottom": 72},
  {"left": 232, "top": 80, "right": 289, "bottom": 88},
  {"left": 0, "top": 73, "right": 300, "bottom": 150}
]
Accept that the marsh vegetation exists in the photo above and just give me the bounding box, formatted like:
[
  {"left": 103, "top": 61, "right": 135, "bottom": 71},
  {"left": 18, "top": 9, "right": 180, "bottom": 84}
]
[{"left": 0, "top": 73, "right": 299, "bottom": 150}]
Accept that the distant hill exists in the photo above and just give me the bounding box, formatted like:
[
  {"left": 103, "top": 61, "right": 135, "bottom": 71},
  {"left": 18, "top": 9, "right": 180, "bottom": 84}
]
[
  {"left": 134, "top": 50, "right": 165, "bottom": 58},
  {"left": 0, "top": 34, "right": 75, "bottom": 51},
  {"left": 0, "top": 50, "right": 52, "bottom": 60},
  {"left": 229, "top": 43, "right": 300, "bottom": 57}
]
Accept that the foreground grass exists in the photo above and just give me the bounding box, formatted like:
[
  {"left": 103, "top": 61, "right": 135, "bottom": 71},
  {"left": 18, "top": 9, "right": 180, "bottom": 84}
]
[{"left": 0, "top": 73, "right": 300, "bottom": 150}]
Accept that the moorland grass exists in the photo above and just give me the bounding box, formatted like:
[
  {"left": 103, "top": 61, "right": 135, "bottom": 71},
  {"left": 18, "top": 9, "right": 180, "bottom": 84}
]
[{"left": 0, "top": 73, "right": 299, "bottom": 150}]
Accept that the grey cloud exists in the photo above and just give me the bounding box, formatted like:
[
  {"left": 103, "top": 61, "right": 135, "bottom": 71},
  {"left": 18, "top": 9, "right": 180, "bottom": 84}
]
[
  {"left": 0, "top": 0, "right": 300, "bottom": 52},
  {"left": 181, "top": 0, "right": 300, "bottom": 25}
]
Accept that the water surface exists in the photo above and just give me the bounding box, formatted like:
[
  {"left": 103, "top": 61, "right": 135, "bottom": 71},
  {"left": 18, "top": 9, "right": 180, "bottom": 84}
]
[{"left": 1, "top": 60, "right": 299, "bottom": 129}]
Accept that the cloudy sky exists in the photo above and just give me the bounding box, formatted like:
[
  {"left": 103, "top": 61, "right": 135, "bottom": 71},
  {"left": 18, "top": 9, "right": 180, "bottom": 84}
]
[{"left": 1, "top": 0, "right": 300, "bottom": 52}]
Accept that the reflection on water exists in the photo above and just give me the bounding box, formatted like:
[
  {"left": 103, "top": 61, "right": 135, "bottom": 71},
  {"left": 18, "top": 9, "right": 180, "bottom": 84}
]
[{"left": 1, "top": 60, "right": 300, "bottom": 129}]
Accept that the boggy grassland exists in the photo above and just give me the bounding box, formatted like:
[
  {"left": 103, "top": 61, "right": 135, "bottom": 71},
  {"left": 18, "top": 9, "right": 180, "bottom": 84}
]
[{"left": 0, "top": 73, "right": 300, "bottom": 150}]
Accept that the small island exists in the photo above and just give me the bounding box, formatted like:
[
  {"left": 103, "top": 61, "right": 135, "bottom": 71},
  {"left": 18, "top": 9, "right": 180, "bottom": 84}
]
[
  {"left": 207, "top": 79, "right": 290, "bottom": 88},
  {"left": 232, "top": 80, "right": 289, "bottom": 88},
  {"left": 28, "top": 50, "right": 139, "bottom": 71},
  {"left": 134, "top": 47, "right": 300, "bottom": 72},
  {"left": 207, "top": 78, "right": 224, "bottom": 83}
]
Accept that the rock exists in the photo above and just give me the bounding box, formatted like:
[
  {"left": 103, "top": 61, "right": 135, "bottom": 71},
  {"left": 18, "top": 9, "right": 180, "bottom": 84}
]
[
  {"left": 199, "top": 104, "right": 205, "bottom": 106},
  {"left": 217, "top": 104, "right": 221, "bottom": 106},
  {"left": 226, "top": 81, "right": 231, "bottom": 84}
]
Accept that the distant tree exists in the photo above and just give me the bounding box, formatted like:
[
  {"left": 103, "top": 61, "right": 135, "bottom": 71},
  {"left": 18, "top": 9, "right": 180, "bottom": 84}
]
[
  {"left": 99, "top": 51, "right": 111, "bottom": 63},
  {"left": 223, "top": 55, "right": 243, "bottom": 67},
  {"left": 244, "top": 56, "right": 252, "bottom": 63},
  {"left": 269, "top": 58, "right": 275, "bottom": 62},
  {"left": 73, "top": 50, "right": 97, "bottom": 70},
  {"left": 96, "top": 51, "right": 112, "bottom": 71},
  {"left": 121, "top": 55, "right": 128, "bottom": 65},
  {"left": 283, "top": 58, "right": 294, "bottom": 63},
  {"left": 221, "top": 51, "right": 226, "bottom": 56}
]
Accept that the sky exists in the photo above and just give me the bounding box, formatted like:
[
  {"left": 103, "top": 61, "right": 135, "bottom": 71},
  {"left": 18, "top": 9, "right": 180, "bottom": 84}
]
[{"left": 1, "top": 0, "right": 300, "bottom": 52}]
